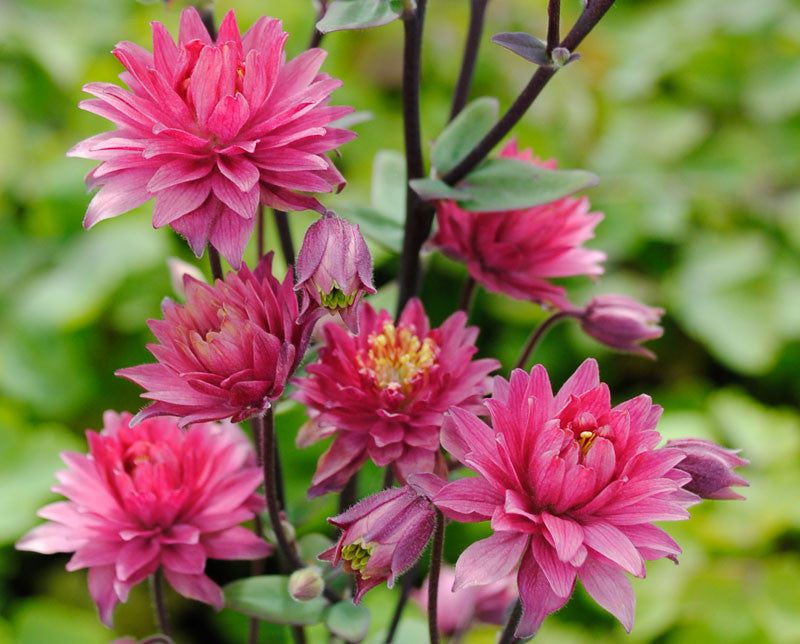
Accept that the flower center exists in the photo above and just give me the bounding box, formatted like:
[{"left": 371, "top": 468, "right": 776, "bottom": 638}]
[
  {"left": 358, "top": 322, "right": 437, "bottom": 394},
  {"left": 341, "top": 539, "right": 375, "bottom": 574},
  {"left": 122, "top": 440, "right": 169, "bottom": 475},
  {"left": 318, "top": 282, "right": 356, "bottom": 311},
  {"left": 566, "top": 411, "right": 607, "bottom": 456}
]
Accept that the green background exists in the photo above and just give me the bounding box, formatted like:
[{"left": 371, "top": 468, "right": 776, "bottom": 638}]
[{"left": 1, "top": 0, "right": 799, "bottom": 642}]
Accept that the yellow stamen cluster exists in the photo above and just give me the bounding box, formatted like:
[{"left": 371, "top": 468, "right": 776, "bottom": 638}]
[
  {"left": 319, "top": 283, "right": 356, "bottom": 310},
  {"left": 358, "top": 322, "right": 437, "bottom": 394},
  {"left": 341, "top": 539, "right": 375, "bottom": 574},
  {"left": 577, "top": 430, "right": 598, "bottom": 455}
]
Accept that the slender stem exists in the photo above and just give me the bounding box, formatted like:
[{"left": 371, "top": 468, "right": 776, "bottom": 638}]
[
  {"left": 385, "top": 563, "right": 417, "bottom": 644},
  {"left": 457, "top": 275, "right": 477, "bottom": 313},
  {"left": 309, "top": 0, "right": 328, "bottom": 48},
  {"left": 256, "top": 204, "right": 265, "bottom": 261},
  {"left": 150, "top": 569, "right": 171, "bottom": 638},
  {"left": 497, "top": 599, "right": 523, "bottom": 644},
  {"left": 441, "top": 0, "right": 617, "bottom": 186},
  {"left": 199, "top": 4, "right": 217, "bottom": 40},
  {"left": 382, "top": 466, "right": 395, "bottom": 490},
  {"left": 339, "top": 472, "right": 359, "bottom": 513},
  {"left": 207, "top": 245, "right": 223, "bottom": 281},
  {"left": 513, "top": 311, "right": 575, "bottom": 371},
  {"left": 249, "top": 419, "right": 266, "bottom": 644},
  {"left": 449, "top": 0, "right": 489, "bottom": 119},
  {"left": 273, "top": 209, "right": 295, "bottom": 269},
  {"left": 547, "top": 0, "right": 561, "bottom": 55},
  {"left": 396, "top": 0, "right": 429, "bottom": 316},
  {"left": 427, "top": 510, "right": 445, "bottom": 644},
  {"left": 291, "top": 625, "right": 307, "bottom": 644}
]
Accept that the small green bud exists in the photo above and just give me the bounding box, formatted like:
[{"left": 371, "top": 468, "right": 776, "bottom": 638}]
[{"left": 288, "top": 567, "right": 325, "bottom": 602}]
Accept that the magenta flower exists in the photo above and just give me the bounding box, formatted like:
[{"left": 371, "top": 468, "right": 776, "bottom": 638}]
[
  {"left": 16, "top": 412, "right": 271, "bottom": 627},
  {"left": 318, "top": 473, "right": 444, "bottom": 601},
  {"left": 118, "top": 253, "right": 317, "bottom": 426},
  {"left": 292, "top": 298, "right": 499, "bottom": 497},
  {"left": 428, "top": 140, "right": 605, "bottom": 309},
  {"left": 295, "top": 211, "right": 375, "bottom": 332},
  {"left": 69, "top": 8, "right": 355, "bottom": 267},
  {"left": 433, "top": 359, "right": 699, "bottom": 636},
  {"left": 412, "top": 566, "right": 516, "bottom": 638},
  {"left": 665, "top": 438, "right": 749, "bottom": 500},
  {"left": 579, "top": 294, "right": 664, "bottom": 358}
]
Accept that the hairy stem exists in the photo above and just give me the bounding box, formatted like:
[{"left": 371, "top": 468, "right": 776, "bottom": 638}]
[
  {"left": 449, "top": 0, "right": 489, "bottom": 119},
  {"left": 427, "top": 510, "right": 445, "bottom": 644},
  {"left": 396, "top": 0, "right": 429, "bottom": 316},
  {"left": 513, "top": 310, "right": 575, "bottom": 371},
  {"left": 339, "top": 472, "right": 359, "bottom": 513},
  {"left": 150, "top": 568, "right": 171, "bottom": 637},
  {"left": 457, "top": 275, "right": 477, "bottom": 313},
  {"left": 385, "top": 563, "right": 417, "bottom": 644},
  {"left": 273, "top": 209, "right": 295, "bottom": 269},
  {"left": 208, "top": 245, "right": 223, "bottom": 281},
  {"left": 497, "top": 598, "right": 523, "bottom": 644}
]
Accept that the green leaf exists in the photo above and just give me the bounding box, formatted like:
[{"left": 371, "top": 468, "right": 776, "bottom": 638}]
[
  {"left": 298, "top": 533, "right": 334, "bottom": 566},
  {"left": 431, "top": 97, "right": 499, "bottom": 174},
  {"left": 317, "top": 0, "right": 405, "bottom": 34},
  {"left": 491, "top": 32, "right": 550, "bottom": 65},
  {"left": 224, "top": 576, "right": 327, "bottom": 626},
  {"left": 340, "top": 206, "right": 404, "bottom": 253},
  {"left": 370, "top": 150, "right": 407, "bottom": 222},
  {"left": 324, "top": 602, "right": 371, "bottom": 642},
  {"left": 456, "top": 158, "right": 598, "bottom": 211},
  {"left": 408, "top": 178, "right": 471, "bottom": 201}
]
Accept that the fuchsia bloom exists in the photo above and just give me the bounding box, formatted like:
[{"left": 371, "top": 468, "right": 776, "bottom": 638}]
[
  {"left": 319, "top": 473, "right": 444, "bottom": 601},
  {"left": 665, "top": 438, "right": 749, "bottom": 500},
  {"left": 579, "top": 294, "right": 664, "bottom": 358},
  {"left": 118, "top": 253, "right": 317, "bottom": 426},
  {"left": 293, "top": 298, "right": 499, "bottom": 497},
  {"left": 295, "top": 211, "right": 375, "bottom": 332},
  {"left": 429, "top": 141, "right": 605, "bottom": 309},
  {"left": 69, "top": 8, "right": 355, "bottom": 266},
  {"left": 433, "top": 359, "right": 700, "bottom": 636},
  {"left": 412, "top": 566, "right": 517, "bottom": 638},
  {"left": 16, "top": 412, "right": 271, "bottom": 627}
]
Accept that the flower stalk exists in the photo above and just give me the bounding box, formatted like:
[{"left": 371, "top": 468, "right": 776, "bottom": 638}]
[
  {"left": 450, "top": 0, "right": 489, "bottom": 119},
  {"left": 427, "top": 509, "right": 445, "bottom": 644},
  {"left": 150, "top": 569, "right": 171, "bottom": 638},
  {"left": 273, "top": 209, "right": 295, "bottom": 269},
  {"left": 513, "top": 310, "right": 576, "bottom": 370},
  {"left": 497, "top": 599, "right": 523, "bottom": 644}
]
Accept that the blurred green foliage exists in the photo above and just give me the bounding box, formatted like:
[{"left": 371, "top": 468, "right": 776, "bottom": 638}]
[{"left": 1, "top": 0, "right": 798, "bottom": 642}]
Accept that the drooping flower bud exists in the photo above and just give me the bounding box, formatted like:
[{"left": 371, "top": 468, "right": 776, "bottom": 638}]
[
  {"left": 318, "top": 473, "right": 445, "bottom": 602},
  {"left": 579, "top": 294, "right": 664, "bottom": 358},
  {"left": 295, "top": 212, "right": 376, "bottom": 333},
  {"left": 665, "top": 438, "right": 749, "bottom": 500},
  {"left": 288, "top": 567, "right": 325, "bottom": 602}
]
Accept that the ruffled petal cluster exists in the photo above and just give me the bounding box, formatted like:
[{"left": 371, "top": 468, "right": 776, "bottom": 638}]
[
  {"left": 16, "top": 412, "right": 271, "bottom": 627},
  {"left": 69, "top": 8, "right": 355, "bottom": 266},
  {"left": 433, "top": 359, "right": 699, "bottom": 636},
  {"left": 319, "top": 473, "right": 444, "bottom": 601},
  {"left": 118, "top": 253, "right": 316, "bottom": 426},
  {"left": 292, "top": 298, "right": 499, "bottom": 497},
  {"left": 429, "top": 141, "right": 605, "bottom": 309}
]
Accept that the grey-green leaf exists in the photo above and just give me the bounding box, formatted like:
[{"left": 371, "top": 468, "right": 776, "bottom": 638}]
[
  {"left": 370, "top": 150, "right": 406, "bottom": 222},
  {"left": 325, "top": 602, "right": 371, "bottom": 643},
  {"left": 223, "top": 576, "right": 327, "bottom": 626},
  {"left": 298, "top": 533, "right": 334, "bottom": 566},
  {"left": 317, "top": 0, "right": 404, "bottom": 34},
  {"left": 457, "top": 158, "right": 599, "bottom": 211},
  {"left": 340, "top": 206, "right": 404, "bottom": 252},
  {"left": 431, "top": 97, "right": 499, "bottom": 174},
  {"left": 408, "top": 178, "right": 471, "bottom": 201},
  {"left": 491, "top": 32, "right": 550, "bottom": 65}
]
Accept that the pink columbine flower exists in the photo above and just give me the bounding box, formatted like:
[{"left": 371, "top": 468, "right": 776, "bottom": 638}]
[
  {"left": 295, "top": 211, "right": 376, "bottom": 333},
  {"left": 318, "top": 473, "right": 444, "bottom": 601},
  {"left": 579, "top": 294, "right": 664, "bottom": 358},
  {"left": 433, "top": 359, "right": 699, "bottom": 637},
  {"left": 428, "top": 140, "right": 605, "bottom": 309},
  {"left": 292, "top": 298, "right": 499, "bottom": 497},
  {"left": 69, "top": 8, "right": 355, "bottom": 267},
  {"left": 16, "top": 412, "right": 271, "bottom": 627},
  {"left": 665, "top": 438, "right": 749, "bottom": 500},
  {"left": 411, "top": 566, "right": 516, "bottom": 638},
  {"left": 118, "top": 253, "right": 318, "bottom": 426}
]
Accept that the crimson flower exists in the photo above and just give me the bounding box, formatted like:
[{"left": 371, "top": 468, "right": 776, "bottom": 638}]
[
  {"left": 433, "top": 359, "right": 699, "bottom": 636},
  {"left": 69, "top": 8, "right": 355, "bottom": 266},
  {"left": 579, "top": 294, "right": 664, "bottom": 358},
  {"left": 292, "top": 298, "right": 499, "bottom": 498},
  {"left": 16, "top": 412, "right": 270, "bottom": 627},
  {"left": 118, "top": 253, "right": 317, "bottom": 426},
  {"left": 429, "top": 141, "right": 605, "bottom": 309}
]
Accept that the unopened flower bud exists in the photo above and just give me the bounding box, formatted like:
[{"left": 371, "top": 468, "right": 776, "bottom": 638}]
[
  {"left": 288, "top": 567, "right": 325, "bottom": 602},
  {"left": 551, "top": 47, "right": 571, "bottom": 67},
  {"left": 166, "top": 257, "right": 206, "bottom": 300},
  {"left": 579, "top": 294, "right": 664, "bottom": 358},
  {"left": 295, "top": 212, "right": 376, "bottom": 333},
  {"left": 665, "top": 438, "right": 749, "bottom": 500}
]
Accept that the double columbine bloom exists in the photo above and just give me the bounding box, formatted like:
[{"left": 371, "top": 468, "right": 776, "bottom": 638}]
[
  {"left": 69, "top": 8, "right": 355, "bottom": 266},
  {"left": 16, "top": 412, "right": 271, "bottom": 626},
  {"left": 293, "top": 298, "right": 499, "bottom": 497}
]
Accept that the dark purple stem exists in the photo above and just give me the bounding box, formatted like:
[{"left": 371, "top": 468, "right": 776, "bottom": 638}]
[
  {"left": 150, "top": 568, "right": 171, "bottom": 638},
  {"left": 199, "top": 5, "right": 217, "bottom": 40},
  {"left": 513, "top": 310, "right": 576, "bottom": 371},
  {"left": 256, "top": 204, "right": 265, "bottom": 261},
  {"left": 457, "top": 275, "right": 477, "bottom": 313},
  {"left": 273, "top": 209, "right": 295, "bottom": 269},
  {"left": 547, "top": 0, "right": 561, "bottom": 55},
  {"left": 382, "top": 466, "right": 395, "bottom": 490},
  {"left": 309, "top": 0, "right": 328, "bottom": 48},
  {"left": 449, "top": 0, "right": 489, "bottom": 120},
  {"left": 208, "top": 245, "right": 223, "bottom": 281},
  {"left": 497, "top": 598, "right": 523, "bottom": 644},
  {"left": 385, "top": 562, "right": 418, "bottom": 644},
  {"left": 396, "top": 0, "right": 429, "bottom": 317},
  {"left": 339, "top": 472, "right": 359, "bottom": 513},
  {"left": 427, "top": 510, "right": 445, "bottom": 644}
]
